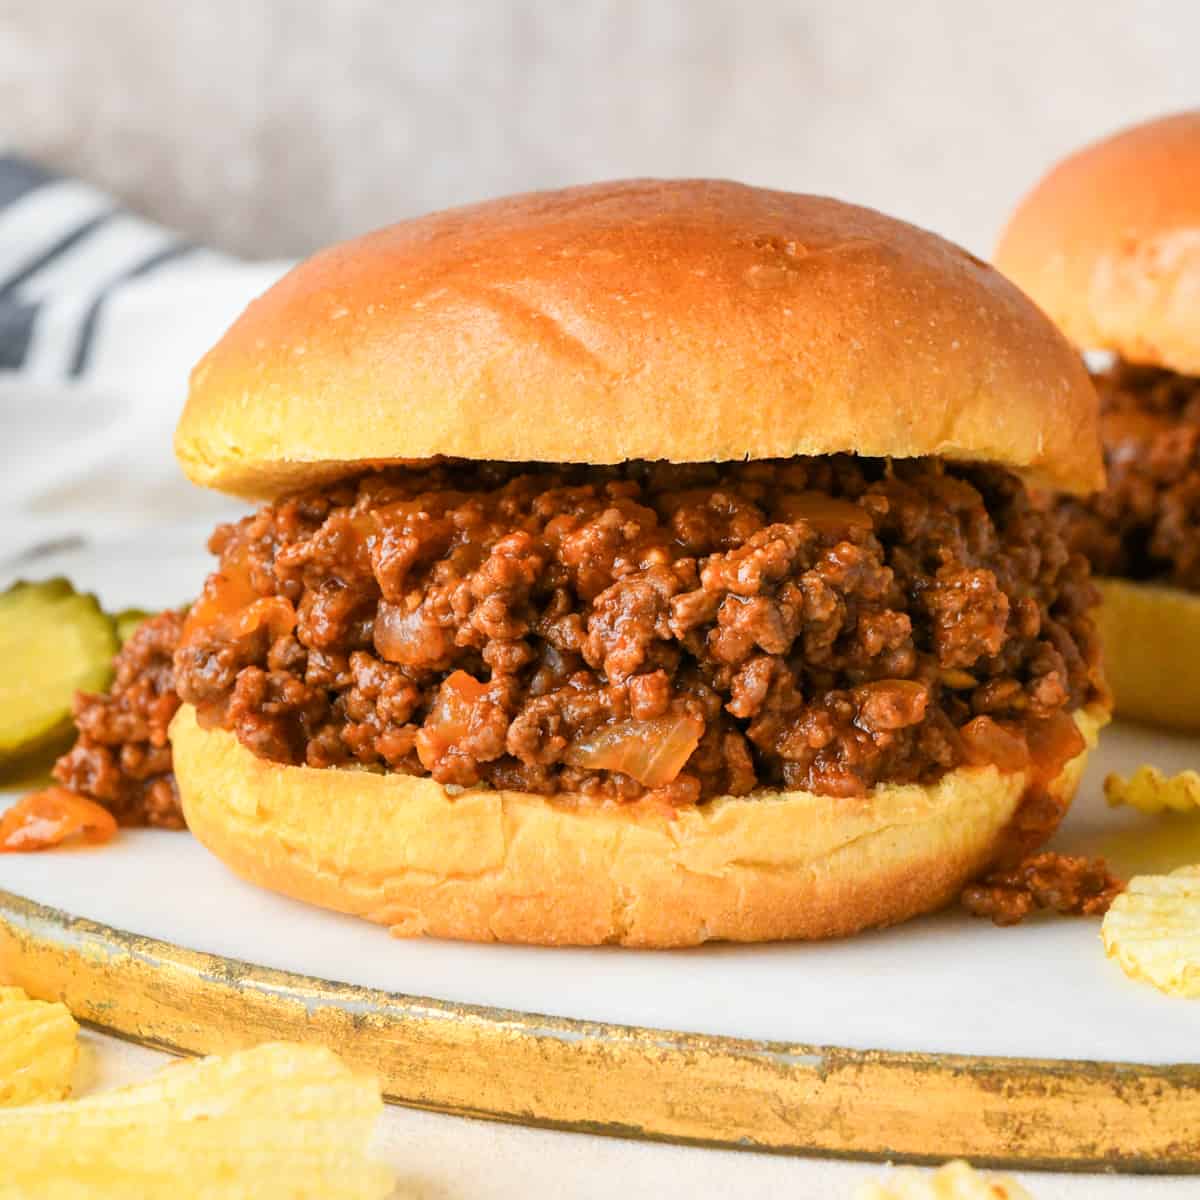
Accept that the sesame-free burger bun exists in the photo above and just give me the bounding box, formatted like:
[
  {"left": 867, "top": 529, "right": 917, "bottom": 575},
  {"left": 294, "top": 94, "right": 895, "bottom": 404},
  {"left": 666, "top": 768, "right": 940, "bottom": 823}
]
[
  {"left": 176, "top": 180, "right": 1102, "bottom": 499},
  {"left": 171, "top": 705, "right": 1104, "bottom": 947},
  {"left": 995, "top": 111, "right": 1200, "bottom": 376},
  {"left": 1093, "top": 578, "right": 1200, "bottom": 733}
]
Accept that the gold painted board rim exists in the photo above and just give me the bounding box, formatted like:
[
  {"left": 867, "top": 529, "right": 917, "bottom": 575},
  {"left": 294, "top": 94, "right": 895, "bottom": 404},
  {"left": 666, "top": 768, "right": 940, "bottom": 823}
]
[{"left": 1, "top": 887, "right": 1198, "bottom": 1173}]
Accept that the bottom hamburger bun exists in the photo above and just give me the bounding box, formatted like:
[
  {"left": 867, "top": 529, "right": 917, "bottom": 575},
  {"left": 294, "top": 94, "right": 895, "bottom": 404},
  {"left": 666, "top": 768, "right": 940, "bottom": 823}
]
[
  {"left": 1095, "top": 577, "right": 1200, "bottom": 732},
  {"left": 171, "top": 704, "right": 1103, "bottom": 948}
]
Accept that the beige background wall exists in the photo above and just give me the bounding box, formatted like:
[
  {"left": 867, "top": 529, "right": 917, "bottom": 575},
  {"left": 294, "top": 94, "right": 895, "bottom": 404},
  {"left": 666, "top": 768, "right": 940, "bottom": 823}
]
[{"left": 0, "top": 1, "right": 1195, "bottom": 258}]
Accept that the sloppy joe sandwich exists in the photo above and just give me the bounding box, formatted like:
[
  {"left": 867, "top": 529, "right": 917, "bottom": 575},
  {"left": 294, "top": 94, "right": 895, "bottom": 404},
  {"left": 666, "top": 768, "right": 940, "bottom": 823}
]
[
  {"left": 995, "top": 111, "right": 1200, "bottom": 731},
  {"left": 166, "top": 180, "right": 1107, "bottom": 946}
]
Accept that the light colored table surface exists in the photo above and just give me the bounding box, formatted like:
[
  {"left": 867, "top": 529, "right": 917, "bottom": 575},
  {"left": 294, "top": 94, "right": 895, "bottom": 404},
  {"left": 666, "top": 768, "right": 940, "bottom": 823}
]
[{"left": 78, "top": 1029, "right": 1191, "bottom": 1199}]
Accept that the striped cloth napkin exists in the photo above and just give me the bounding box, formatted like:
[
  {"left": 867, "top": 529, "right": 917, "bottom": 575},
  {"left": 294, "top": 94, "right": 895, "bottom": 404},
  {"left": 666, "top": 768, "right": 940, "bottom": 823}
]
[{"left": 0, "top": 156, "right": 290, "bottom": 563}]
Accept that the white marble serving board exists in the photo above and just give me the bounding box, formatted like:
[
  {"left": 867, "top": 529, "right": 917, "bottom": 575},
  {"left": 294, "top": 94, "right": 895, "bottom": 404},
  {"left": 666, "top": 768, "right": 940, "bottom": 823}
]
[{"left": 3, "top": 527, "right": 1200, "bottom": 1065}]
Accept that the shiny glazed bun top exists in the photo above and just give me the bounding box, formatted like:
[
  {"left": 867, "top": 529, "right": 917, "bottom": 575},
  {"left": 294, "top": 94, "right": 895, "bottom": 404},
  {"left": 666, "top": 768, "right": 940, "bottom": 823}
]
[
  {"left": 176, "top": 180, "right": 1103, "bottom": 498},
  {"left": 995, "top": 111, "right": 1200, "bottom": 375}
]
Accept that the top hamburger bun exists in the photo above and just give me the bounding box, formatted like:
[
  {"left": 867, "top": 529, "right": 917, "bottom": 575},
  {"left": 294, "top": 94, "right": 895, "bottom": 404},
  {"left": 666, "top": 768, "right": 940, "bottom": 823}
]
[
  {"left": 176, "top": 180, "right": 1102, "bottom": 498},
  {"left": 995, "top": 110, "right": 1200, "bottom": 376}
]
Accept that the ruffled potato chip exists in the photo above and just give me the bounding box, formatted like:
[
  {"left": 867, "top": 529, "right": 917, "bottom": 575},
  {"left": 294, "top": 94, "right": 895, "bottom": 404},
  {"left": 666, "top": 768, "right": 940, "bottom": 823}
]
[
  {"left": 1105, "top": 766, "right": 1200, "bottom": 815},
  {"left": 856, "top": 1159, "right": 1034, "bottom": 1199},
  {"left": 0, "top": 1041, "right": 393, "bottom": 1199},
  {"left": 0, "top": 986, "right": 79, "bottom": 1106},
  {"left": 1102, "top": 864, "right": 1200, "bottom": 998}
]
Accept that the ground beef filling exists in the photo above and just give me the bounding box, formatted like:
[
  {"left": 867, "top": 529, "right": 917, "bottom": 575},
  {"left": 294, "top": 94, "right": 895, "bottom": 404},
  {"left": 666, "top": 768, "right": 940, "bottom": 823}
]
[
  {"left": 962, "top": 853, "right": 1124, "bottom": 926},
  {"left": 1058, "top": 362, "right": 1200, "bottom": 590},
  {"left": 173, "top": 457, "right": 1102, "bottom": 804},
  {"left": 53, "top": 610, "right": 185, "bottom": 828}
]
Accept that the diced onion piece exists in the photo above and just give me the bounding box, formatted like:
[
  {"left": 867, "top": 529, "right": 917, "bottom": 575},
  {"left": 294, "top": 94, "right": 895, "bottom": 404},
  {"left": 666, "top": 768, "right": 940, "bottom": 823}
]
[
  {"left": 939, "top": 667, "right": 978, "bottom": 690},
  {"left": 230, "top": 596, "right": 297, "bottom": 641},
  {"left": 565, "top": 714, "right": 704, "bottom": 788},
  {"left": 416, "top": 671, "right": 488, "bottom": 769},
  {"left": 374, "top": 601, "right": 450, "bottom": 666},
  {"left": 853, "top": 680, "right": 928, "bottom": 732},
  {"left": 959, "top": 716, "right": 1030, "bottom": 773},
  {"left": 182, "top": 547, "right": 259, "bottom": 628},
  {"left": 775, "top": 491, "right": 872, "bottom": 532},
  {"left": 1026, "top": 711, "right": 1086, "bottom": 782},
  {"left": 428, "top": 670, "right": 488, "bottom": 722},
  {"left": 182, "top": 549, "right": 295, "bottom": 645}
]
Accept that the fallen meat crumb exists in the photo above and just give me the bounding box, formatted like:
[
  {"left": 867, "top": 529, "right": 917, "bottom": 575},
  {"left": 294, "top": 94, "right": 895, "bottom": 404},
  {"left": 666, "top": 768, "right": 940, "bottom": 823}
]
[{"left": 962, "top": 852, "right": 1125, "bottom": 926}]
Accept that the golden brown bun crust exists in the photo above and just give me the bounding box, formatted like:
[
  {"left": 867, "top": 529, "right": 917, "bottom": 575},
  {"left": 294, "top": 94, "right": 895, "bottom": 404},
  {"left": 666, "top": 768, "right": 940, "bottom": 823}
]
[
  {"left": 170, "top": 704, "right": 1102, "bottom": 948},
  {"left": 995, "top": 111, "right": 1200, "bottom": 375},
  {"left": 176, "top": 180, "right": 1102, "bottom": 499},
  {"left": 1095, "top": 577, "right": 1200, "bottom": 732}
]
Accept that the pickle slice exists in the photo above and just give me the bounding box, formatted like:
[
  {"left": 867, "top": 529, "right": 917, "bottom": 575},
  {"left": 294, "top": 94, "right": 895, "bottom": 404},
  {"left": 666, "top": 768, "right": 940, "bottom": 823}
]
[
  {"left": 114, "top": 608, "right": 155, "bottom": 644},
  {"left": 0, "top": 579, "right": 118, "bottom": 767}
]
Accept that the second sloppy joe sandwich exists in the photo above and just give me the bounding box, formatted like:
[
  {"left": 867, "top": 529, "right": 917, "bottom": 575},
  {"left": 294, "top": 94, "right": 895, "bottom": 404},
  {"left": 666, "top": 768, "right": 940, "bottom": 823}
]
[
  {"left": 995, "top": 112, "right": 1200, "bottom": 731},
  {"left": 168, "top": 180, "right": 1108, "bottom": 946}
]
